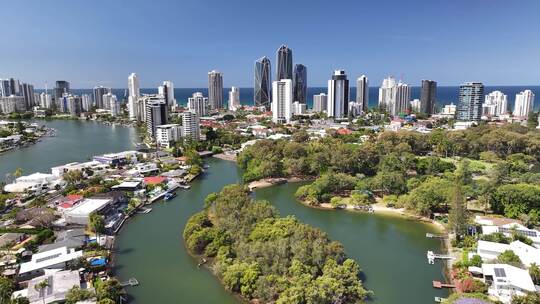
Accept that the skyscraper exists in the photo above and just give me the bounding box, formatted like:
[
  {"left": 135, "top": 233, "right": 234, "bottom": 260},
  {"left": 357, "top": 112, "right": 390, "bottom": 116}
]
[
  {"left": 0, "top": 79, "right": 10, "bottom": 97},
  {"left": 293, "top": 64, "right": 307, "bottom": 104},
  {"left": 327, "top": 70, "right": 349, "bottom": 118},
  {"left": 9, "top": 78, "right": 20, "bottom": 95},
  {"left": 513, "top": 90, "right": 535, "bottom": 118},
  {"left": 128, "top": 73, "right": 140, "bottom": 97},
  {"left": 181, "top": 111, "right": 200, "bottom": 141},
  {"left": 103, "top": 93, "right": 119, "bottom": 116},
  {"left": 420, "top": 80, "right": 437, "bottom": 115},
  {"left": 483, "top": 91, "right": 507, "bottom": 117},
  {"left": 378, "top": 77, "right": 396, "bottom": 112},
  {"left": 271, "top": 79, "right": 293, "bottom": 124},
  {"left": 356, "top": 75, "right": 369, "bottom": 113},
  {"left": 228, "top": 87, "right": 240, "bottom": 111},
  {"left": 159, "top": 81, "right": 175, "bottom": 107},
  {"left": 21, "top": 83, "right": 35, "bottom": 110},
  {"left": 254, "top": 57, "right": 271, "bottom": 110},
  {"left": 208, "top": 70, "right": 223, "bottom": 110},
  {"left": 187, "top": 92, "right": 209, "bottom": 117},
  {"left": 276, "top": 45, "right": 293, "bottom": 81},
  {"left": 65, "top": 95, "right": 82, "bottom": 117},
  {"left": 128, "top": 73, "right": 140, "bottom": 120},
  {"left": 394, "top": 82, "right": 411, "bottom": 116},
  {"left": 54, "top": 81, "right": 70, "bottom": 104},
  {"left": 313, "top": 93, "right": 327, "bottom": 113},
  {"left": 93, "top": 86, "right": 110, "bottom": 109},
  {"left": 145, "top": 99, "right": 168, "bottom": 137},
  {"left": 39, "top": 92, "right": 52, "bottom": 109},
  {"left": 81, "top": 94, "right": 92, "bottom": 112},
  {"left": 378, "top": 77, "right": 410, "bottom": 116},
  {"left": 457, "top": 82, "right": 484, "bottom": 121}
]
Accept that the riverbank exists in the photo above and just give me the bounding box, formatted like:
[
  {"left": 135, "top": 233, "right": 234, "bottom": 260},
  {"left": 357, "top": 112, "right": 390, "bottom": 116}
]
[{"left": 0, "top": 120, "right": 56, "bottom": 155}]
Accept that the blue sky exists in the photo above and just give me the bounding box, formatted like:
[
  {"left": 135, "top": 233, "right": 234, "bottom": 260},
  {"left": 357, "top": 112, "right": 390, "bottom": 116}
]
[{"left": 2, "top": 0, "right": 540, "bottom": 88}]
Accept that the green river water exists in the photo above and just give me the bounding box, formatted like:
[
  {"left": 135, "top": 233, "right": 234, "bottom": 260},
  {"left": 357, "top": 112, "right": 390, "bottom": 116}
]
[{"left": 0, "top": 120, "right": 448, "bottom": 303}]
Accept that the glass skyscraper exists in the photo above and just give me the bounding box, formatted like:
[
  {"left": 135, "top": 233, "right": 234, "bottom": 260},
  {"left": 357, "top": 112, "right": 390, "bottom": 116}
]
[
  {"left": 420, "top": 80, "right": 437, "bottom": 115},
  {"left": 254, "top": 56, "right": 271, "bottom": 110},
  {"left": 276, "top": 45, "right": 293, "bottom": 81},
  {"left": 293, "top": 64, "right": 307, "bottom": 104},
  {"left": 457, "top": 82, "right": 484, "bottom": 121},
  {"left": 54, "top": 80, "right": 70, "bottom": 103}
]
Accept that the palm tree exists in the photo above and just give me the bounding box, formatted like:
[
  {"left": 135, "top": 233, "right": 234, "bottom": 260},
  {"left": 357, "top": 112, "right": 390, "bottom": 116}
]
[
  {"left": 13, "top": 168, "right": 23, "bottom": 178},
  {"left": 529, "top": 263, "right": 540, "bottom": 285},
  {"left": 34, "top": 280, "right": 49, "bottom": 304}
]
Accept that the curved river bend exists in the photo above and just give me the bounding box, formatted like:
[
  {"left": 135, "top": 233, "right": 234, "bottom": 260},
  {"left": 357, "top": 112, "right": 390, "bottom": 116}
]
[{"left": 0, "top": 120, "right": 448, "bottom": 303}]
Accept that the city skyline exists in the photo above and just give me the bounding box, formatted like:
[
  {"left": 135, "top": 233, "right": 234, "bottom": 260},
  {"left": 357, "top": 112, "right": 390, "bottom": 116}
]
[{"left": 1, "top": 0, "right": 540, "bottom": 88}]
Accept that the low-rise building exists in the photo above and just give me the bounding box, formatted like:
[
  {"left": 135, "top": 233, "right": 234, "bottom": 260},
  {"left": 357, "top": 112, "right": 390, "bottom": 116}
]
[
  {"left": 19, "top": 270, "right": 86, "bottom": 304},
  {"left": 156, "top": 124, "right": 181, "bottom": 149},
  {"left": 481, "top": 223, "right": 540, "bottom": 249},
  {"left": 64, "top": 198, "right": 113, "bottom": 225},
  {"left": 18, "top": 247, "right": 83, "bottom": 280},
  {"left": 93, "top": 151, "right": 139, "bottom": 166},
  {"left": 111, "top": 181, "right": 143, "bottom": 192},
  {"left": 475, "top": 240, "right": 540, "bottom": 267},
  {"left": 51, "top": 161, "right": 107, "bottom": 177},
  {"left": 37, "top": 229, "right": 87, "bottom": 253},
  {"left": 3, "top": 173, "right": 60, "bottom": 193},
  {"left": 481, "top": 264, "right": 536, "bottom": 304}
]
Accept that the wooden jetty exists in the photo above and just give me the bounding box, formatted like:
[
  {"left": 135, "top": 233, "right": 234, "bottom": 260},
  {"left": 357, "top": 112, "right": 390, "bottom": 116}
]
[
  {"left": 426, "top": 233, "right": 446, "bottom": 239},
  {"left": 432, "top": 280, "right": 455, "bottom": 289},
  {"left": 427, "top": 251, "right": 453, "bottom": 264}
]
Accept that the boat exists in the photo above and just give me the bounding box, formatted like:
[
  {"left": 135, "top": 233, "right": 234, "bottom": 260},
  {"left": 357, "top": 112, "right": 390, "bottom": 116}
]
[
  {"left": 164, "top": 192, "right": 176, "bottom": 201},
  {"left": 353, "top": 205, "right": 374, "bottom": 212},
  {"left": 179, "top": 184, "right": 191, "bottom": 190},
  {"left": 136, "top": 207, "right": 152, "bottom": 214}
]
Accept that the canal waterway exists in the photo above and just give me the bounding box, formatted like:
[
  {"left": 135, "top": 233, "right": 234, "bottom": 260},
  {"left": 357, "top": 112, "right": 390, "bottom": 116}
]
[{"left": 0, "top": 120, "right": 448, "bottom": 303}]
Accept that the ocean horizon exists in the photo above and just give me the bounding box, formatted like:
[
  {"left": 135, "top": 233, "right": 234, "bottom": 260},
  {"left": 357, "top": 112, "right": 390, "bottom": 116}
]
[{"left": 36, "top": 86, "right": 540, "bottom": 112}]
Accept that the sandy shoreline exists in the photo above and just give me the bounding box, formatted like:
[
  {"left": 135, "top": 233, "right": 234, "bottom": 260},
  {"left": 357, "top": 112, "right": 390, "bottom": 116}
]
[
  {"left": 247, "top": 177, "right": 312, "bottom": 191},
  {"left": 212, "top": 153, "right": 237, "bottom": 162}
]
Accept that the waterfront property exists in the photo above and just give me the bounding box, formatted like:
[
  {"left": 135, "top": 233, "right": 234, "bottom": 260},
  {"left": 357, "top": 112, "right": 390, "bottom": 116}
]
[
  {"left": 480, "top": 264, "right": 536, "bottom": 303},
  {"left": 18, "top": 247, "right": 83, "bottom": 280}
]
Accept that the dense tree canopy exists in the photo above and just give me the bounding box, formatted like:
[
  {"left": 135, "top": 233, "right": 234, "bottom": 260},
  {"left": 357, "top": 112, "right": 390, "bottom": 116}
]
[{"left": 183, "top": 184, "right": 370, "bottom": 303}]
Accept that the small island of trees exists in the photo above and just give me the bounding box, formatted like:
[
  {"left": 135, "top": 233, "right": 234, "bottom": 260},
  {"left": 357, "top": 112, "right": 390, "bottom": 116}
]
[{"left": 183, "top": 184, "right": 370, "bottom": 303}]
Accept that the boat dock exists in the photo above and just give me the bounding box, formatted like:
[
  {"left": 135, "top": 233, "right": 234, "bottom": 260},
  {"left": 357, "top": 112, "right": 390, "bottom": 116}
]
[
  {"left": 120, "top": 277, "right": 139, "bottom": 287},
  {"left": 426, "top": 233, "right": 446, "bottom": 239},
  {"left": 432, "top": 280, "right": 455, "bottom": 289},
  {"left": 434, "top": 296, "right": 448, "bottom": 302},
  {"left": 427, "top": 251, "right": 453, "bottom": 264}
]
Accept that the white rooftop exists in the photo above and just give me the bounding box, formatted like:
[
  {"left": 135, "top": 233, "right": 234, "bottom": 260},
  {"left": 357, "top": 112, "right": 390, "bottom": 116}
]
[
  {"left": 112, "top": 181, "right": 141, "bottom": 189},
  {"left": 477, "top": 240, "right": 540, "bottom": 267},
  {"left": 19, "top": 247, "right": 83, "bottom": 274},
  {"left": 482, "top": 263, "right": 536, "bottom": 296},
  {"left": 65, "top": 198, "right": 111, "bottom": 217}
]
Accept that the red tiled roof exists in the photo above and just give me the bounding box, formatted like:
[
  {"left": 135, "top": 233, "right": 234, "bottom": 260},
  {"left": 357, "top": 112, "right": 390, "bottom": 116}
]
[
  {"left": 66, "top": 194, "right": 83, "bottom": 201},
  {"left": 144, "top": 176, "right": 167, "bottom": 185},
  {"left": 59, "top": 202, "right": 74, "bottom": 209},
  {"left": 336, "top": 128, "right": 352, "bottom": 135}
]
